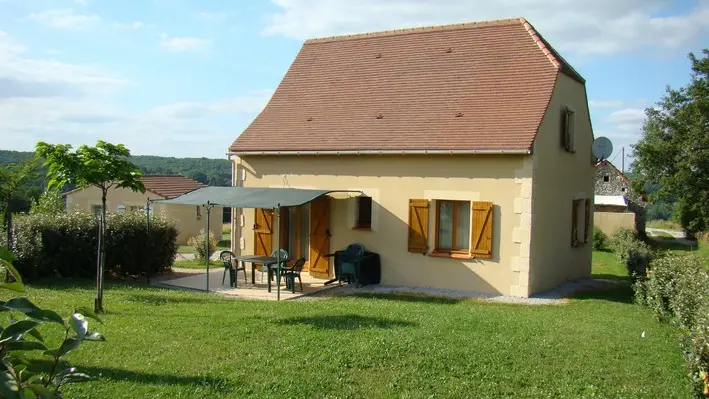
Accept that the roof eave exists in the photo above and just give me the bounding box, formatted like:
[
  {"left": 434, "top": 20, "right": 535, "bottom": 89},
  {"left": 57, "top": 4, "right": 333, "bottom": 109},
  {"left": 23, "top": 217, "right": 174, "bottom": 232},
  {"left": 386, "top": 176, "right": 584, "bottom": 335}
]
[{"left": 227, "top": 148, "right": 532, "bottom": 156}]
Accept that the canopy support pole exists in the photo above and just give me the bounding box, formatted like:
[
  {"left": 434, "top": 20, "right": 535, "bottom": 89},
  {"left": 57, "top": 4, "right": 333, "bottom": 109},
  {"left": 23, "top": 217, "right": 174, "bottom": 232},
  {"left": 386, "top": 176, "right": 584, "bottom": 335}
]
[
  {"left": 205, "top": 202, "right": 214, "bottom": 292},
  {"left": 276, "top": 205, "right": 281, "bottom": 301}
]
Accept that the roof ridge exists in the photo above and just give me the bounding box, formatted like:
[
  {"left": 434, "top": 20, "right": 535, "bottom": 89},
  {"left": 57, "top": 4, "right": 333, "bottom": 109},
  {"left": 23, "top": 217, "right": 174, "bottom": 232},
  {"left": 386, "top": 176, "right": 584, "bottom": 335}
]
[{"left": 304, "top": 17, "right": 524, "bottom": 44}]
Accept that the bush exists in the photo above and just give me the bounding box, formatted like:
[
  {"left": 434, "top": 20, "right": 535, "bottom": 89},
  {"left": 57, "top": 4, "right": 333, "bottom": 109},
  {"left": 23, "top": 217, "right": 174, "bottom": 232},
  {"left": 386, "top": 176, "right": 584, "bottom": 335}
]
[
  {"left": 187, "top": 229, "right": 217, "bottom": 260},
  {"left": 592, "top": 227, "right": 607, "bottom": 251},
  {"left": 12, "top": 211, "right": 178, "bottom": 281},
  {"left": 634, "top": 254, "right": 709, "bottom": 396},
  {"left": 609, "top": 228, "right": 654, "bottom": 280}
]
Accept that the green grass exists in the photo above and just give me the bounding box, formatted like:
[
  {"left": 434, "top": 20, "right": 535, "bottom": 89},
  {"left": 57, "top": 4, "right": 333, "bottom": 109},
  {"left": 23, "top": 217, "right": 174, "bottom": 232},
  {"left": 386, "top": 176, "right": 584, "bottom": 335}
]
[
  {"left": 646, "top": 219, "right": 683, "bottom": 230},
  {"left": 0, "top": 258, "right": 694, "bottom": 398},
  {"left": 172, "top": 259, "right": 222, "bottom": 269},
  {"left": 591, "top": 249, "right": 628, "bottom": 281},
  {"left": 649, "top": 230, "right": 675, "bottom": 239}
]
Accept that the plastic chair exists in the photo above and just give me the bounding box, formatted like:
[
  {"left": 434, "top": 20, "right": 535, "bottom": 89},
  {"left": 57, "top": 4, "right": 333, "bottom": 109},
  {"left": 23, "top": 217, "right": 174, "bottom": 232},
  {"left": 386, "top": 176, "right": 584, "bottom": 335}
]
[
  {"left": 282, "top": 258, "right": 306, "bottom": 293},
  {"left": 338, "top": 243, "right": 365, "bottom": 286},
  {"left": 261, "top": 249, "right": 289, "bottom": 282},
  {"left": 219, "top": 250, "right": 246, "bottom": 287}
]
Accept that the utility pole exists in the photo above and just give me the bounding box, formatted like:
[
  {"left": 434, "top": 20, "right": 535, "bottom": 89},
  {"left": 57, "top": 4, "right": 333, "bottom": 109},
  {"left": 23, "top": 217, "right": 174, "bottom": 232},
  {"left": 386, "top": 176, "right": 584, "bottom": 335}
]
[{"left": 621, "top": 147, "right": 625, "bottom": 173}]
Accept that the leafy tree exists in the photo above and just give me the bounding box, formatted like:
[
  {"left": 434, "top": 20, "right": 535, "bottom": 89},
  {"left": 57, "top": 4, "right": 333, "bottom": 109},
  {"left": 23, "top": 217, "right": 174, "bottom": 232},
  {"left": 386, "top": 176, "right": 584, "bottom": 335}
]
[
  {"left": 30, "top": 189, "right": 65, "bottom": 216},
  {"left": 0, "top": 247, "right": 105, "bottom": 398},
  {"left": 631, "top": 49, "right": 709, "bottom": 236},
  {"left": 0, "top": 157, "right": 40, "bottom": 249},
  {"left": 35, "top": 141, "right": 145, "bottom": 313}
]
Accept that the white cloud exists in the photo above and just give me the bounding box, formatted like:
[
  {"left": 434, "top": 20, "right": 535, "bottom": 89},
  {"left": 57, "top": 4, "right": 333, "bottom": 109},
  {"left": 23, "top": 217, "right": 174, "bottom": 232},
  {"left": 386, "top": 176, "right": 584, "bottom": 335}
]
[
  {"left": 264, "top": 0, "right": 709, "bottom": 56},
  {"left": 147, "top": 91, "right": 273, "bottom": 120},
  {"left": 159, "top": 34, "right": 211, "bottom": 52},
  {"left": 27, "top": 9, "right": 100, "bottom": 29},
  {"left": 0, "top": 33, "right": 131, "bottom": 98}
]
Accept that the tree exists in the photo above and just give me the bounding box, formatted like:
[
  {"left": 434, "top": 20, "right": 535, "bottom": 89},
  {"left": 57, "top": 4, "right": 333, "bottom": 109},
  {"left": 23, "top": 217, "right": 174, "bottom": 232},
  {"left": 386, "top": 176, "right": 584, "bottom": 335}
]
[
  {"left": 631, "top": 49, "right": 709, "bottom": 236},
  {"left": 30, "top": 189, "right": 66, "bottom": 215},
  {"left": 36, "top": 141, "right": 145, "bottom": 313},
  {"left": 0, "top": 157, "right": 40, "bottom": 249}
]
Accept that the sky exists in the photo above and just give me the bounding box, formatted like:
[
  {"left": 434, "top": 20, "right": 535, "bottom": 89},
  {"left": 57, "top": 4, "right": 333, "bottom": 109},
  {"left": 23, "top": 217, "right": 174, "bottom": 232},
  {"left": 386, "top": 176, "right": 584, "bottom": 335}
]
[{"left": 1, "top": 0, "right": 708, "bottom": 168}]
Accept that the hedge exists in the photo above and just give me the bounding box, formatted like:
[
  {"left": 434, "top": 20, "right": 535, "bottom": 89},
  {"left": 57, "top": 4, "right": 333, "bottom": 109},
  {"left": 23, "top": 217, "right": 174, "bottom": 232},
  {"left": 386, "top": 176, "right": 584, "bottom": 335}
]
[
  {"left": 634, "top": 255, "right": 709, "bottom": 397},
  {"left": 12, "top": 211, "right": 178, "bottom": 281},
  {"left": 609, "top": 228, "right": 655, "bottom": 280}
]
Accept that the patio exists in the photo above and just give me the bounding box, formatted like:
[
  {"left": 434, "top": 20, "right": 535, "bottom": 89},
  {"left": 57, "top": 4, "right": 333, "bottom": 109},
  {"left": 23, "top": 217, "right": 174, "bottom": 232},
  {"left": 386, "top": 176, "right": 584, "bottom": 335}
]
[{"left": 151, "top": 265, "right": 334, "bottom": 300}]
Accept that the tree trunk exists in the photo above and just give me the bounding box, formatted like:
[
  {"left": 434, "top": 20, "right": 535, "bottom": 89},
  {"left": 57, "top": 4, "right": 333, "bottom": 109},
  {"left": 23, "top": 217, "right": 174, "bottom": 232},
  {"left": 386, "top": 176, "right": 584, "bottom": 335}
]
[{"left": 94, "top": 189, "right": 107, "bottom": 313}]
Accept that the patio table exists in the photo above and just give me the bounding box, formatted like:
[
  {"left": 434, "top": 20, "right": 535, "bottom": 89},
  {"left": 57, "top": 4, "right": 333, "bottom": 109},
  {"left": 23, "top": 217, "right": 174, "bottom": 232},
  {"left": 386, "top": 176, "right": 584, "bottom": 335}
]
[{"left": 231, "top": 255, "right": 286, "bottom": 292}]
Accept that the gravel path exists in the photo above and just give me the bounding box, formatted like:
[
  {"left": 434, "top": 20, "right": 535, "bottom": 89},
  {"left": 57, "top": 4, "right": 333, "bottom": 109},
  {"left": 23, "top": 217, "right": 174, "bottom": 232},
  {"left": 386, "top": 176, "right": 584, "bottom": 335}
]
[{"left": 646, "top": 228, "right": 698, "bottom": 246}]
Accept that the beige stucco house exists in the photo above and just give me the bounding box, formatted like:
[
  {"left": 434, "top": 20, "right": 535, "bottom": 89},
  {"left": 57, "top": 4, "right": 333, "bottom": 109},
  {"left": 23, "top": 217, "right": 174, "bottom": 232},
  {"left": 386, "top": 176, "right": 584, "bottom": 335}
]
[
  {"left": 64, "top": 175, "right": 222, "bottom": 245},
  {"left": 227, "top": 18, "right": 595, "bottom": 298}
]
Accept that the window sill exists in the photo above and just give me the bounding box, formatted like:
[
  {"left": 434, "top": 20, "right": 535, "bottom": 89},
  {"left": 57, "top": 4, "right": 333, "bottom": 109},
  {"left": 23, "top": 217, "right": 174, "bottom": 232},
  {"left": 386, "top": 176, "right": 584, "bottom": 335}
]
[
  {"left": 428, "top": 251, "right": 472, "bottom": 260},
  {"left": 352, "top": 226, "right": 372, "bottom": 231}
]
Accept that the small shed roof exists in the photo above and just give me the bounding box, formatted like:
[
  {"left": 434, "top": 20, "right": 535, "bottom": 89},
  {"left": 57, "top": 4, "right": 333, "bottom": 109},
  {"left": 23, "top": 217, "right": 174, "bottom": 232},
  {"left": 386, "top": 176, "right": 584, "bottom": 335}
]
[{"left": 595, "top": 195, "right": 627, "bottom": 207}]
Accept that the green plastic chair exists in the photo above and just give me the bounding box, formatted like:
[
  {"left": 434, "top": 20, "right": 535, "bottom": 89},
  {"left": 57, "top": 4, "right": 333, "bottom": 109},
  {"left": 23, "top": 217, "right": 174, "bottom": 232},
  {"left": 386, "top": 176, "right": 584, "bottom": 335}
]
[
  {"left": 282, "top": 257, "right": 306, "bottom": 293},
  {"left": 261, "top": 249, "right": 289, "bottom": 283}
]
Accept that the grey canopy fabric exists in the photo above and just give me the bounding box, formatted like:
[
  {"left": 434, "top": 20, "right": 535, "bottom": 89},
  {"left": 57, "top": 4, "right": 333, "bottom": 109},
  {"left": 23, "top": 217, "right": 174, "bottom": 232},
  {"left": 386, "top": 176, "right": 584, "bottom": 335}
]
[{"left": 151, "top": 186, "right": 359, "bottom": 208}]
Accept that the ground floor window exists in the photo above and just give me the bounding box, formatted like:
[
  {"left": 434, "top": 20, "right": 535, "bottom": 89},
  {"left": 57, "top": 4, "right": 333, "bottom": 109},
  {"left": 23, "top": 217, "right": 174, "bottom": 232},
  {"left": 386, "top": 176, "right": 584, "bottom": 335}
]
[
  {"left": 571, "top": 198, "right": 591, "bottom": 247},
  {"left": 355, "top": 196, "right": 372, "bottom": 229},
  {"left": 91, "top": 204, "right": 102, "bottom": 218},
  {"left": 435, "top": 200, "right": 470, "bottom": 253}
]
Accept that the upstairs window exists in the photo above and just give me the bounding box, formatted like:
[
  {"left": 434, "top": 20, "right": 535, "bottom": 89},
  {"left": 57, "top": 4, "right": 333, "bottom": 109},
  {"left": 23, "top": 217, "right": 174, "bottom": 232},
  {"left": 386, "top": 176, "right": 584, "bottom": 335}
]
[
  {"left": 196, "top": 206, "right": 202, "bottom": 220},
  {"left": 562, "top": 107, "right": 575, "bottom": 153},
  {"left": 603, "top": 175, "right": 610, "bottom": 182}
]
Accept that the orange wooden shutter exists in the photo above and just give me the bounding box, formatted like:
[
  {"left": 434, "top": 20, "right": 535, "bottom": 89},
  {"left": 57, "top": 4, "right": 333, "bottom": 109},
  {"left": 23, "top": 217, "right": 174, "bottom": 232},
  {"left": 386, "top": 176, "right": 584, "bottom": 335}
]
[
  {"left": 470, "top": 202, "right": 493, "bottom": 258},
  {"left": 408, "top": 199, "right": 429, "bottom": 253},
  {"left": 309, "top": 196, "right": 331, "bottom": 278},
  {"left": 253, "top": 208, "right": 273, "bottom": 257}
]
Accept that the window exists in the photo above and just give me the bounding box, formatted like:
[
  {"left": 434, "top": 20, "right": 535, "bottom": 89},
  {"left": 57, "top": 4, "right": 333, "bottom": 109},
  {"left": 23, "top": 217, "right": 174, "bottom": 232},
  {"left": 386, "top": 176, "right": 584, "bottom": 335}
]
[
  {"left": 128, "top": 205, "right": 143, "bottom": 213},
  {"left": 603, "top": 175, "right": 610, "bottom": 182},
  {"left": 284, "top": 204, "right": 309, "bottom": 261},
  {"left": 91, "top": 205, "right": 102, "bottom": 218},
  {"left": 355, "top": 196, "right": 372, "bottom": 229},
  {"left": 435, "top": 200, "right": 470, "bottom": 253},
  {"left": 116, "top": 204, "right": 126, "bottom": 214},
  {"left": 196, "top": 206, "right": 202, "bottom": 220},
  {"left": 571, "top": 198, "right": 591, "bottom": 247},
  {"left": 562, "top": 107, "right": 575, "bottom": 152}
]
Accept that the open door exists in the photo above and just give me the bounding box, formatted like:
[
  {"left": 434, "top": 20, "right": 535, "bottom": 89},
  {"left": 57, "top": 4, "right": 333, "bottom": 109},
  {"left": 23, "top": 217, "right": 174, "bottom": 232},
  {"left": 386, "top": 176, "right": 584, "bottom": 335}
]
[
  {"left": 253, "top": 208, "right": 273, "bottom": 258},
  {"left": 309, "top": 196, "right": 330, "bottom": 278}
]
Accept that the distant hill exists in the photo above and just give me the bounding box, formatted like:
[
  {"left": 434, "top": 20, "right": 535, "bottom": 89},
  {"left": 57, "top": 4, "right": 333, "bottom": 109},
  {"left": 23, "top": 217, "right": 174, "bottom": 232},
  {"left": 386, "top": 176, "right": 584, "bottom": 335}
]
[{"left": 0, "top": 149, "right": 231, "bottom": 214}]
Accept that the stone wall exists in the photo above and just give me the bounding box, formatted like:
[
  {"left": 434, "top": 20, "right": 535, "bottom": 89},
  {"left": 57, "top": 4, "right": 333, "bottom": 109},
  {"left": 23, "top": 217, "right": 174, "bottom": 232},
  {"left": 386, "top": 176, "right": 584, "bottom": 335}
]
[{"left": 594, "top": 161, "right": 646, "bottom": 236}]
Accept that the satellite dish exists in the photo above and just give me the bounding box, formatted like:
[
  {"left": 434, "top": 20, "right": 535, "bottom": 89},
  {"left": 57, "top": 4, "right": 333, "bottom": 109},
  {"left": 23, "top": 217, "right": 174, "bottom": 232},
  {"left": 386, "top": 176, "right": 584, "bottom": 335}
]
[{"left": 592, "top": 137, "right": 613, "bottom": 161}]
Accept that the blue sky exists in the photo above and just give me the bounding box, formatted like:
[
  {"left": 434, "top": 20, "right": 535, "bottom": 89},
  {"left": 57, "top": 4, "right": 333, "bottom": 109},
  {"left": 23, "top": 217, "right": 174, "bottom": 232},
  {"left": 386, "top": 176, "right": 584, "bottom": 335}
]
[{"left": 1, "top": 0, "right": 708, "bottom": 168}]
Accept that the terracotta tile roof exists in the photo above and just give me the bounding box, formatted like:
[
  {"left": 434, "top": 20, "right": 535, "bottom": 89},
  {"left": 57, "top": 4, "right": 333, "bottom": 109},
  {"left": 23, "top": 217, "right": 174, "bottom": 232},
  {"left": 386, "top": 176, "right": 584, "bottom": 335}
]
[
  {"left": 141, "top": 174, "right": 204, "bottom": 199},
  {"left": 230, "top": 17, "right": 585, "bottom": 154}
]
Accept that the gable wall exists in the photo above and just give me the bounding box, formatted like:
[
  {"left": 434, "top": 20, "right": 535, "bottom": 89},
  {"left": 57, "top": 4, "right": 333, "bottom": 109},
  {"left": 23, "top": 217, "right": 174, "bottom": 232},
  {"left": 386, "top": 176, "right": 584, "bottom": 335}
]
[{"left": 528, "top": 72, "right": 595, "bottom": 295}]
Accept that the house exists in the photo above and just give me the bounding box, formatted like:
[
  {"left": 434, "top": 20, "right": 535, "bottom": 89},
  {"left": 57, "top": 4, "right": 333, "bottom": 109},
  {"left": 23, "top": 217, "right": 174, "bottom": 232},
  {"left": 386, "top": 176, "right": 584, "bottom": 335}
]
[
  {"left": 227, "top": 18, "right": 595, "bottom": 298},
  {"left": 594, "top": 160, "right": 646, "bottom": 235},
  {"left": 64, "top": 174, "right": 222, "bottom": 245}
]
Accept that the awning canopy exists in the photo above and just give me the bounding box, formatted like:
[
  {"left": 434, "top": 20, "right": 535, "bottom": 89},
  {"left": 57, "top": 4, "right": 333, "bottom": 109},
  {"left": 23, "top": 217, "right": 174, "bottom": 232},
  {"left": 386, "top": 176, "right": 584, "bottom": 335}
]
[
  {"left": 151, "top": 186, "right": 361, "bottom": 208},
  {"left": 594, "top": 195, "right": 627, "bottom": 207}
]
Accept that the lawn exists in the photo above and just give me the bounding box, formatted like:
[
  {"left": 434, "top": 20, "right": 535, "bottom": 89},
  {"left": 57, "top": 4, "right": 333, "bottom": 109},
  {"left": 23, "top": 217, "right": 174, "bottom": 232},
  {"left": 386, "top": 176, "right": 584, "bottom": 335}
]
[
  {"left": 646, "top": 219, "right": 683, "bottom": 231},
  {"left": 172, "top": 259, "right": 222, "bottom": 269},
  {"left": 177, "top": 223, "right": 231, "bottom": 254},
  {"left": 0, "top": 252, "right": 694, "bottom": 398}
]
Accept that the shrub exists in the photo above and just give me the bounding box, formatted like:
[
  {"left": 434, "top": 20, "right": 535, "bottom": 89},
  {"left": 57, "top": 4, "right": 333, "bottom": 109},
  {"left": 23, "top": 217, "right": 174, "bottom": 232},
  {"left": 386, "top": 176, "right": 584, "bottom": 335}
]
[
  {"left": 12, "top": 211, "right": 178, "bottom": 281},
  {"left": 634, "top": 254, "right": 709, "bottom": 396},
  {"left": 592, "top": 227, "right": 607, "bottom": 251},
  {"left": 609, "top": 228, "right": 654, "bottom": 280},
  {"left": 0, "top": 247, "right": 105, "bottom": 397},
  {"left": 187, "top": 229, "right": 217, "bottom": 260}
]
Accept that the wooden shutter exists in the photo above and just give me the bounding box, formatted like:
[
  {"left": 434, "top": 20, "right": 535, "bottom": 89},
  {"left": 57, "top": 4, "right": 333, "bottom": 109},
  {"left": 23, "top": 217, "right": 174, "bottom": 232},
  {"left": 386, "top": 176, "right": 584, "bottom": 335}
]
[
  {"left": 471, "top": 202, "right": 493, "bottom": 258},
  {"left": 583, "top": 198, "right": 591, "bottom": 243},
  {"left": 408, "top": 199, "right": 429, "bottom": 253},
  {"left": 253, "top": 208, "right": 273, "bottom": 257},
  {"left": 309, "top": 196, "right": 331, "bottom": 278},
  {"left": 571, "top": 200, "right": 579, "bottom": 247}
]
